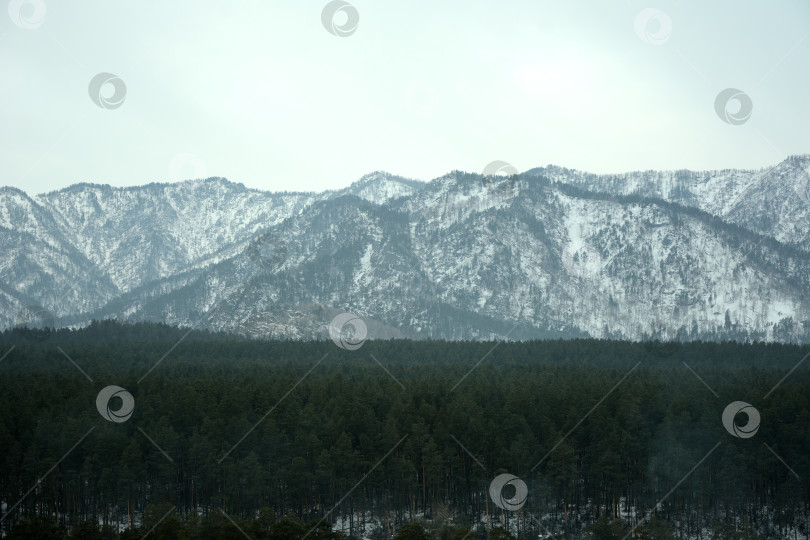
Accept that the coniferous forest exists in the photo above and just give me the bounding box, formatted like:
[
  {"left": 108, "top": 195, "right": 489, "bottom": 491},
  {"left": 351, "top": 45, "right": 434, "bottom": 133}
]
[{"left": 1, "top": 321, "right": 809, "bottom": 539}]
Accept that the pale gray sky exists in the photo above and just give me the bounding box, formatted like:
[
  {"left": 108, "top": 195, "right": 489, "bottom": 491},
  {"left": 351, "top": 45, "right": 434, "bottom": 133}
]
[{"left": 2, "top": 0, "right": 809, "bottom": 194}]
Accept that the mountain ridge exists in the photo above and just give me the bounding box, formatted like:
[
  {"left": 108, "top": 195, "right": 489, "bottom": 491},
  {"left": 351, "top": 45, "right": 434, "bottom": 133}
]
[{"left": 4, "top": 156, "right": 810, "bottom": 343}]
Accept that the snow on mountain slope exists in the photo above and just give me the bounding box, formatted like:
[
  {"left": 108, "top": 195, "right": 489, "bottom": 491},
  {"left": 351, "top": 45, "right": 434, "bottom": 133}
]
[
  {"left": 3, "top": 159, "right": 810, "bottom": 342},
  {"left": 527, "top": 155, "right": 810, "bottom": 251},
  {"left": 68, "top": 170, "right": 810, "bottom": 343},
  {"left": 0, "top": 187, "right": 118, "bottom": 327},
  {"left": 35, "top": 178, "right": 321, "bottom": 292},
  {"left": 327, "top": 171, "right": 426, "bottom": 205}
]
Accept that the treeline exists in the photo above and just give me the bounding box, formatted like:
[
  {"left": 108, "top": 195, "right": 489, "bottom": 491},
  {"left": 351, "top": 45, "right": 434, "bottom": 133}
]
[
  {"left": 2, "top": 513, "right": 770, "bottom": 540},
  {"left": 1, "top": 322, "right": 808, "bottom": 539},
  {"left": 4, "top": 512, "right": 736, "bottom": 540}
]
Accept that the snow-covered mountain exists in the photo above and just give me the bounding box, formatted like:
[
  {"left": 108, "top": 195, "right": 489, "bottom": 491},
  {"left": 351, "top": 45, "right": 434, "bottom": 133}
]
[
  {"left": 528, "top": 155, "right": 810, "bottom": 252},
  {"left": 327, "top": 171, "right": 425, "bottom": 205},
  {"left": 4, "top": 156, "right": 810, "bottom": 342}
]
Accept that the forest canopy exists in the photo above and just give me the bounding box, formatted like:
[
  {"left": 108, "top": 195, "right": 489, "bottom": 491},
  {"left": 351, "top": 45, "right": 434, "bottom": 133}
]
[{"left": 0, "top": 321, "right": 807, "bottom": 539}]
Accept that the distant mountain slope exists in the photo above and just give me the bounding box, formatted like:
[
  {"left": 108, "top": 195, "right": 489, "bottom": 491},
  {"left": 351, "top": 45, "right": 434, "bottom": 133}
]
[
  {"left": 327, "top": 171, "right": 426, "bottom": 205},
  {"left": 0, "top": 187, "right": 118, "bottom": 325},
  {"left": 527, "top": 154, "right": 810, "bottom": 251},
  {"left": 3, "top": 159, "right": 810, "bottom": 342},
  {"left": 34, "top": 178, "right": 322, "bottom": 292}
]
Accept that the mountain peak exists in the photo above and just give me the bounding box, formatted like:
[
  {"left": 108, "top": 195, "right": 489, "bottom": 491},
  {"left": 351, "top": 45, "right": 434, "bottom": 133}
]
[
  {"left": 334, "top": 171, "right": 426, "bottom": 204},
  {"left": 354, "top": 170, "right": 397, "bottom": 183}
]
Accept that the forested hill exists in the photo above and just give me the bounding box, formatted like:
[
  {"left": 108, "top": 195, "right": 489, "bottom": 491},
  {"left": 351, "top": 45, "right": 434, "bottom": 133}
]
[{"left": 1, "top": 323, "right": 809, "bottom": 539}]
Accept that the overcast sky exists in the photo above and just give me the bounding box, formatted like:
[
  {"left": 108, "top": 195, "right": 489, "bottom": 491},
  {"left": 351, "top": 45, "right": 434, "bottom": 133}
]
[{"left": 2, "top": 0, "right": 809, "bottom": 194}]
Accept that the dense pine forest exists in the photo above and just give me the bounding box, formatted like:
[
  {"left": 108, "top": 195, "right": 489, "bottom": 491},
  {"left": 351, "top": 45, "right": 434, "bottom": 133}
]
[{"left": 1, "top": 321, "right": 809, "bottom": 539}]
